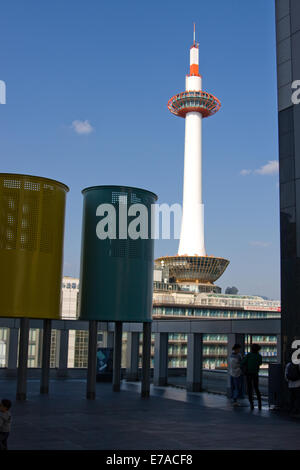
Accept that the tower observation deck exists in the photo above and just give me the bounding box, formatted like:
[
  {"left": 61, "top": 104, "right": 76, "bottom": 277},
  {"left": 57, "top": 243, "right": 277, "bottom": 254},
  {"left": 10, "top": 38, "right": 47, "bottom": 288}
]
[{"left": 156, "top": 26, "right": 229, "bottom": 285}]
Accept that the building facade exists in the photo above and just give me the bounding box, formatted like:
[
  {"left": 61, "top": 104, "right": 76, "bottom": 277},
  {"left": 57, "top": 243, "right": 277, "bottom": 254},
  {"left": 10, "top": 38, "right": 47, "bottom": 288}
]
[
  {"left": 275, "top": 0, "right": 300, "bottom": 368},
  {"left": 153, "top": 283, "right": 280, "bottom": 371},
  {"left": 0, "top": 275, "right": 280, "bottom": 372}
]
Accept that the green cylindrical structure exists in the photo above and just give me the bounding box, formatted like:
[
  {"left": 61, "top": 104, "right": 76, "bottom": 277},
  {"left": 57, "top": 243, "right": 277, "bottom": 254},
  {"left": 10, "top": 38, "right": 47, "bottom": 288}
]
[
  {"left": 0, "top": 174, "right": 69, "bottom": 319},
  {"left": 79, "top": 185, "right": 158, "bottom": 322}
]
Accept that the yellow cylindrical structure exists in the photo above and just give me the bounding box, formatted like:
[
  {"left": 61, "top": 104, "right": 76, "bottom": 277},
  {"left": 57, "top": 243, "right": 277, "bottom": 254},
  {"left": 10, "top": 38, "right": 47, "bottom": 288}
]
[{"left": 0, "top": 174, "right": 69, "bottom": 319}]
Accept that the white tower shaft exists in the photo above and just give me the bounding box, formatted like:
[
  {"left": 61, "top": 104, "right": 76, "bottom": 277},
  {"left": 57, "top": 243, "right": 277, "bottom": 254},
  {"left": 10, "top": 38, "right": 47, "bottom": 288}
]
[{"left": 178, "top": 45, "right": 206, "bottom": 256}]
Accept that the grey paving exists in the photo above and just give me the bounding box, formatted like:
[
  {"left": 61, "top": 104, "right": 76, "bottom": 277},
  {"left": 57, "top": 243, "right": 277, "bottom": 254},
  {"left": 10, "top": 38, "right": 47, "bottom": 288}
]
[{"left": 0, "top": 378, "right": 299, "bottom": 450}]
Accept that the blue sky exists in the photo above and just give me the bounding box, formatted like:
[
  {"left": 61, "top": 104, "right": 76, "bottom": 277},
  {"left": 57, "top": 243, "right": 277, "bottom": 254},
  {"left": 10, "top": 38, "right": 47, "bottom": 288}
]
[{"left": 0, "top": 0, "right": 280, "bottom": 299}]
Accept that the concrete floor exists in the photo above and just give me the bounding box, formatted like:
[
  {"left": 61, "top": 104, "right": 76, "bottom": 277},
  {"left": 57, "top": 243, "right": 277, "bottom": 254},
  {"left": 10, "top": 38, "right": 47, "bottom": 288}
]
[{"left": 1, "top": 378, "right": 300, "bottom": 450}]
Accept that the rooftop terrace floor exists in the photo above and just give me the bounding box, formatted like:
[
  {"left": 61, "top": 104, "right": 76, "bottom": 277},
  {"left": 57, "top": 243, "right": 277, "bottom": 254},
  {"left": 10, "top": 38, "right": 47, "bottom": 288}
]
[{"left": 1, "top": 378, "right": 300, "bottom": 450}]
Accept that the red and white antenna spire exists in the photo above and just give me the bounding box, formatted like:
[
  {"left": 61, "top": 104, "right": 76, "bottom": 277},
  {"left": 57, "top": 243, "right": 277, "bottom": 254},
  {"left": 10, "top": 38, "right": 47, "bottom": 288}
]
[
  {"left": 193, "top": 22, "right": 196, "bottom": 46},
  {"left": 157, "top": 29, "right": 228, "bottom": 283},
  {"left": 189, "top": 23, "right": 200, "bottom": 78},
  {"left": 167, "top": 26, "right": 221, "bottom": 256},
  {"left": 186, "top": 23, "right": 201, "bottom": 91}
]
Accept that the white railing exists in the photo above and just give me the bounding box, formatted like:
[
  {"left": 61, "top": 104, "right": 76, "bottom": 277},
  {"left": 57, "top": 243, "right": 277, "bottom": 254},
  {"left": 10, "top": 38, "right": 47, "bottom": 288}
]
[{"left": 153, "top": 295, "right": 280, "bottom": 311}]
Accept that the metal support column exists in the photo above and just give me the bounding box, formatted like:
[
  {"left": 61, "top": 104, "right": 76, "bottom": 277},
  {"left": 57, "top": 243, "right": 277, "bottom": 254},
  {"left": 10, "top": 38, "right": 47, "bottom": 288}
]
[
  {"left": 57, "top": 328, "right": 69, "bottom": 377},
  {"left": 141, "top": 322, "right": 151, "bottom": 398},
  {"left": 126, "top": 332, "right": 140, "bottom": 381},
  {"left": 40, "top": 319, "right": 52, "bottom": 394},
  {"left": 277, "top": 334, "right": 282, "bottom": 363},
  {"left": 107, "top": 331, "right": 114, "bottom": 348},
  {"left": 113, "top": 321, "right": 122, "bottom": 392},
  {"left": 16, "top": 318, "right": 30, "bottom": 401},
  {"left": 86, "top": 320, "right": 98, "bottom": 400},
  {"left": 186, "top": 333, "right": 203, "bottom": 392},
  {"left": 153, "top": 332, "right": 168, "bottom": 386},
  {"left": 7, "top": 326, "right": 19, "bottom": 377}
]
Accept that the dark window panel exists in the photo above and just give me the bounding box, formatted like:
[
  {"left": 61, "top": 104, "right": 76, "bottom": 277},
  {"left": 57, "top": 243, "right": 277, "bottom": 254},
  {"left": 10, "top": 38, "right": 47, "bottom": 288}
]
[
  {"left": 276, "top": 0, "right": 290, "bottom": 23},
  {"left": 279, "top": 106, "right": 294, "bottom": 136},
  {"left": 293, "top": 105, "right": 300, "bottom": 179},
  {"left": 295, "top": 180, "right": 300, "bottom": 257},
  {"left": 280, "top": 180, "right": 296, "bottom": 208},
  {"left": 280, "top": 206, "right": 296, "bottom": 258},
  {"left": 280, "top": 156, "right": 295, "bottom": 183},
  {"left": 291, "top": 0, "right": 300, "bottom": 35},
  {"left": 279, "top": 131, "right": 295, "bottom": 158},
  {"left": 291, "top": 31, "right": 300, "bottom": 79}
]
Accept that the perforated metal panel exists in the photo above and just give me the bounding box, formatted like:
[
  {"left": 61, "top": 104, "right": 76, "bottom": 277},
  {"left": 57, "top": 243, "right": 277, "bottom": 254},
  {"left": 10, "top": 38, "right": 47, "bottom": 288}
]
[
  {"left": 112, "top": 191, "right": 128, "bottom": 204},
  {"left": 79, "top": 185, "right": 158, "bottom": 322},
  {"left": 0, "top": 174, "right": 69, "bottom": 319}
]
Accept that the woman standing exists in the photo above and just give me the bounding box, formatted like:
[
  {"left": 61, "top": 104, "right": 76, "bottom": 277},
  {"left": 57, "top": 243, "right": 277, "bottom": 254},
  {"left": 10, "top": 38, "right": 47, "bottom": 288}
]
[{"left": 229, "top": 343, "right": 243, "bottom": 406}]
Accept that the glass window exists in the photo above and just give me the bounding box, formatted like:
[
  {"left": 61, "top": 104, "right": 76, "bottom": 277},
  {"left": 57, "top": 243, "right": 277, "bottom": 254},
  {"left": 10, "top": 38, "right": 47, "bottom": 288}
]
[
  {"left": 279, "top": 107, "right": 293, "bottom": 137},
  {"left": 279, "top": 131, "right": 294, "bottom": 159},
  {"left": 29, "top": 329, "right": 37, "bottom": 341},
  {"left": 0, "top": 340, "right": 6, "bottom": 367},
  {"left": 280, "top": 181, "right": 295, "bottom": 209}
]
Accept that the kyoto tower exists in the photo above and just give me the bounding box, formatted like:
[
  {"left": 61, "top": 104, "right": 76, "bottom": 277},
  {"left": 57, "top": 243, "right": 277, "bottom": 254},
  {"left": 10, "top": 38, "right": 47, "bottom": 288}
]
[{"left": 156, "top": 26, "right": 229, "bottom": 286}]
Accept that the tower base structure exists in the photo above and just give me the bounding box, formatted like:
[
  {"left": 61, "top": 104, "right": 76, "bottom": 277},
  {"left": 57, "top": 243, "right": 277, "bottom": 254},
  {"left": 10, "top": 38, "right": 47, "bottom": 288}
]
[{"left": 155, "top": 255, "right": 229, "bottom": 285}]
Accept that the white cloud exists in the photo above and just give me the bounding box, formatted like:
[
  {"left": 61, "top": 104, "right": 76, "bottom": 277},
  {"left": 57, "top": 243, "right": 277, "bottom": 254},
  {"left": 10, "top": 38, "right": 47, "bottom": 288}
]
[
  {"left": 249, "top": 241, "right": 271, "bottom": 248},
  {"left": 240, "top": 160, "right": 279, "bottom": 177},
  {"left": 71, "top": 120, "right": 94, "bottom": 135},
  {"left": 255, "top": 160, "right": 279, "bottom": 175}
]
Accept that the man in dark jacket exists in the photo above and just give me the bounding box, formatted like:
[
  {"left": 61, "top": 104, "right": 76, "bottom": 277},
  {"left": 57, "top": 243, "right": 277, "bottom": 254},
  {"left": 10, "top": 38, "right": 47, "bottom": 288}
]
[{"left": 241, "top": 344, "right": 263, "bottom": 410}]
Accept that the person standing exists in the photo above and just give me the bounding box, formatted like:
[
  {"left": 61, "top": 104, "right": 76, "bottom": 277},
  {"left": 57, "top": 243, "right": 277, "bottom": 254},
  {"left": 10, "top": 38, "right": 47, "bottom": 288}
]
[
  {"left": 0, "top": 399, "right": 12, "bottom": 450},
  {"left": 285, "top": 359, "right": 300, "bottom": 416},
  {"left": 229, "top": 343, "right": 243, "bottom": 406},
  {"left": 241, "top": 344, "right": 263, "bottom": 410}
]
